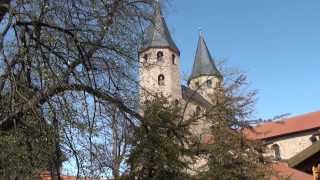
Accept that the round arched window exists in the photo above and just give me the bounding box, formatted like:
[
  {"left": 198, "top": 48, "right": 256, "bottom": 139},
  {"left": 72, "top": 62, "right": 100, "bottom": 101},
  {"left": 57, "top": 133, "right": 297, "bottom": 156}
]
[
  {"left": 143, "top": 54, "right": 148, "bottom": 63},
  {"left": 172, "top": 54, "right": 176, "bottom": 64},
  {"left": 174, "top": 99, "right": 179, "bottom": 105},
  {"left": 144, "top": 99, "right": 150, "bottom": 105},
  {"left": 207, "top": 80, "right": 212, "bottom": 88},
  {"left": 271, "top": 144, "right": 281, "bottom": 161},
  {"left": 195, "top": 81, "right": 200, "bottom": 88},
  {"left": 158, "top": 74, "right": 165, "bottom": 86},
  {"left": 310, "top": 135, "right": 317, "bottom": 143},
  {"left": 157, "top": 51, "right": 164, "bottom": 61},
  {"left": 196, "top": 106, "right": 201, "bottom": 116}
]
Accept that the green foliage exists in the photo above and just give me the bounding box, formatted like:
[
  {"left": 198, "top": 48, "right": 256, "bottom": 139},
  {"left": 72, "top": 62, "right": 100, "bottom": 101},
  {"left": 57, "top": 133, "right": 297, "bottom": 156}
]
[
  {"left": 0, "top": 119, "right": 56, "bottom": 179},
  {"left": 0, "top": 0, "right": 272, "bottom": 178},
  {"left": 198, "top": 129, "right": 268, "bottom": 180},
  {"left": 196, "top": 89, "right": 270, "bottom": 180},
  {"left": 127, "top": 97, "right": 193, "bottom": 180},
  {"left": 0, "top": 0, "right": 154, "bottom": 178}
]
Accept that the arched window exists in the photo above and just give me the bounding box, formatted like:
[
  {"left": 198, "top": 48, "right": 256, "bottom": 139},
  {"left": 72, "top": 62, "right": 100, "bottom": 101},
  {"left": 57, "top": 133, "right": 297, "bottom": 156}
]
[
  {"left": 157, "top": 51, "right": 164, "bottom": 61},
  {"left": 207, "top": 80, "right": 212, "bottom": 88},
  {"left": 143, "top": 54, "right": 148, "bottom": 63},
  {"left": 215, "top": 81, "right": 221, "bottom": 88},
  {"left": 271, "top": 144, "right": 281, "bottom": 161},
  {"left": 172, "top": 54, "right": 176, "bottom": 64},
  {"left": 195, "top": 81, "right": 200, "bottom": 88},
  {"left": 195, "top": 106, "right": 201, "bottom": 116},
  {"left": 144, "top": 99, "right": 150, "bottom": 105},
  {"left": 310, "top": 135, "right": 318, "bottom": 143},
  {"left": 174, "top": 99, "right": 179, "bottom": 105},
  {"left": 158, "top": 74, "right": 165, "bottom": 86}
]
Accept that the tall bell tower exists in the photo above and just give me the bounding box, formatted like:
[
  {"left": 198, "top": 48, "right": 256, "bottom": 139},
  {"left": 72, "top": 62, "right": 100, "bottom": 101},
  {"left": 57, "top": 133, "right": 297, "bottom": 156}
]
[
  {"left": 188, "top": 33, "right": 222, "bottom": 103},
  {"left": 139, "top": 1, "right": 182, "bottom": 105}
]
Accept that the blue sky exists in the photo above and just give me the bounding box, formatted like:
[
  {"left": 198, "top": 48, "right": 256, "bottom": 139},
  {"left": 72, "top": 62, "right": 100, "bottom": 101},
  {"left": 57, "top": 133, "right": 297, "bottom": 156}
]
[{"left": 164, "top": 0, "right": 320, "bottom": 119}]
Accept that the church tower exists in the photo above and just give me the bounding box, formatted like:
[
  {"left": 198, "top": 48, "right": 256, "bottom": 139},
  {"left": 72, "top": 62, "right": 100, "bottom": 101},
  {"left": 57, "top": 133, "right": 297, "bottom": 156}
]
[
  {"left": 188, "top": 33, "right": 222, "bottom": 103},
  {"left": 139, "top": 1, "right": 182, "bottom": 104}
]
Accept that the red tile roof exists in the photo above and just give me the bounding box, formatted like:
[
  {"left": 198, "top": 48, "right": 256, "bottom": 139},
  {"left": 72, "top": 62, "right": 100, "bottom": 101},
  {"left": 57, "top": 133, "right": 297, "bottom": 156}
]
[
  {"left": 244, "top": 111, "right": 320, "bottom": 140},
  {"left": 271, "top": 162, "right": 313, "bottom": 180}
]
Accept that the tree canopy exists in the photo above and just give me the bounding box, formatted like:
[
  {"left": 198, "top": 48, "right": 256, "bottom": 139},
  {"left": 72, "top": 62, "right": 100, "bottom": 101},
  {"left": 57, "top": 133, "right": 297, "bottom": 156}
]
[
  {"left": 0, "top": 0, "right": 154, "bottom": 178},
  {"left": 0, "top": 1, "right": 272, "bottom": 179}
]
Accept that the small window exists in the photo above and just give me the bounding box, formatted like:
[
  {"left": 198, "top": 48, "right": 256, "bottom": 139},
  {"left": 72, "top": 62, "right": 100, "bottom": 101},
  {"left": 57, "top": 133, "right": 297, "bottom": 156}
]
[
  {"left": 144, "top": 99, "right": 150, "bottom": 105},
  {"left": 195, "top": 106, "right": 201, "bottom": 116},
  {"left": 174, "top": 99, "right": 179, "bottom": 105},
  {"left": 143, "top": 54, "right": 148, "bottom": 63},
  {"left": 195, "top": 81, "right": 200, "bottom": 88},
  {"left": 310, "top": 135, "right": 317, "bottom": 143},
  {"left": 157, "top": 51, "right": 164, "bottom": 61},
  {"left": 271, "top": 144, "right": 281, "bottom": 161},
  {"left": 172, "top": 54, "right": 176, "bottom": 64},
  {"left": 215, "top": 81, "right": 221, "bottom": 88},
  {"left": 158, "top": 74, "right": 165, "bottom": 86},
  {"left": 207, "top": 80, "right": 212, "bottom": 88}
]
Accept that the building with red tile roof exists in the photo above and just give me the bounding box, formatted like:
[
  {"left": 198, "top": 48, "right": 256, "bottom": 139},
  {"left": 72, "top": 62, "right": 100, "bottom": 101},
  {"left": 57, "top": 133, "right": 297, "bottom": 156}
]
[
  {"left": 244, "top": 111, "right": 320, "bottom": 140},
  {"left": 244, "top": 111, "right": 320, "bottom": 179}
]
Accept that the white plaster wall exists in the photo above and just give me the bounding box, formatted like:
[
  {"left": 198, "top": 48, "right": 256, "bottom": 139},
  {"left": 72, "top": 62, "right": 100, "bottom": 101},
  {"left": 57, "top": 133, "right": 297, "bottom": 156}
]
[{"left": 265, "top": 130, "right": 317, "bottom": 160}]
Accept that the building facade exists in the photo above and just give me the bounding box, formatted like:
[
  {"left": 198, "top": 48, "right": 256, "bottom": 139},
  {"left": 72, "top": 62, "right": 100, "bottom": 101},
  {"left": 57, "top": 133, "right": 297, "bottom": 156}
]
[
  {"left": 138, "top": 1, "right": 221, "bottom": 126},
  {"left": 139, "top": 2, "right": 320, "bottom": 179},
  {"left": 137, "top": 3, "right": 226, "bottom": 155},
  {"left": 245, "top": 111, "right": 320, "bottom": 177}
]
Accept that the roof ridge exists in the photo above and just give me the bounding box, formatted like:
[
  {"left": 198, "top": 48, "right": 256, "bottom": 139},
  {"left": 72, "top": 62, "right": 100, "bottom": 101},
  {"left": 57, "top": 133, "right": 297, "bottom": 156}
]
[
  {"left": 255, "top": 111, "right": 320, "bottom": 126},
  {"left": 245, "top": 110, "right": 320, "bottom": 140},
  {"left": 283, "top": 111, "right": 320, "bottom": 120}
]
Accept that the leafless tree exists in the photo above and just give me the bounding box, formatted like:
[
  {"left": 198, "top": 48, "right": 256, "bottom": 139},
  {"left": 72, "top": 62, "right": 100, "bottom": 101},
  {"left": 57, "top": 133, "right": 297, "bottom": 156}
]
[
  {"left": 0, "top": 0, "right": 156, "bottom": 178},
  {"left": 0, "top": 0, "right": 10, "bottom": 22}
]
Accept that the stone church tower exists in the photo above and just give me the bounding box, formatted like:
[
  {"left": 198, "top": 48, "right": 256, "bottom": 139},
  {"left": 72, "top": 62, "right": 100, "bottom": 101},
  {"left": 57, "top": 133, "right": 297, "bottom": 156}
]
[
  {"left": 139, "top": 2, "right": 182, "bottom": 104},
  {"left": 139, "top": 1, "right": 222, "bottom": 111},
  {"left": 188, "top": 33, "right": 222, "bottom": 104}
]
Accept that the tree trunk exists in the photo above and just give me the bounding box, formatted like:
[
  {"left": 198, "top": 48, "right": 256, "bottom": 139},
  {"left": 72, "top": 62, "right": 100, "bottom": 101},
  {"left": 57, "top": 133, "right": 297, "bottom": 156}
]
[{"left": 112, "top": 105, "right": 120, "bottom": 179}]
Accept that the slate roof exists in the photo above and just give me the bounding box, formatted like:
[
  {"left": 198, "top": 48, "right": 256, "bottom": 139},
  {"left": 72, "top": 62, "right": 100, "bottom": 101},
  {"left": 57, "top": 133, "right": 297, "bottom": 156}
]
[
  {"left": 188, "top": 34, "right": 221, "bottom": 84},
  {"left": 140, "top": 1, "right": 179, "bottom": 54},
  {"left": 244, "top": 111, "right": 320, "bottom": 140},
  {"left": 181, "top": 85, "right": 211, "bottom": 108}
]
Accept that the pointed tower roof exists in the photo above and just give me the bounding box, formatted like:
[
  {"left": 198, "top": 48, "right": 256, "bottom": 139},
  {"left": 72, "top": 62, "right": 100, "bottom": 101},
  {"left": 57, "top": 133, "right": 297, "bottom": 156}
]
[
  {"left": 188, "top": 33, "right": 221, "bottom": 84},
  {"left": 140, "top": 1, "right": 180, "bottom": 54}
]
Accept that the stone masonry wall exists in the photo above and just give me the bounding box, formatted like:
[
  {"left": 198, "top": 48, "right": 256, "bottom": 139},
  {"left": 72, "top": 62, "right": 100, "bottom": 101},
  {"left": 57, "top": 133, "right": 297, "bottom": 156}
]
[{"left": 139, "top": 48, "right": 182, "bottom": 105}]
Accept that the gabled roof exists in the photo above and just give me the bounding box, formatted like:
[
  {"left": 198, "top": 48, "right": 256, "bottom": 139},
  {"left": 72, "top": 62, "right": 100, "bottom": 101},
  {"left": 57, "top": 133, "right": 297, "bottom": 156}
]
[
  {"left": 244, "top": 111, "right": 320, "bottom": 140},
  {"left": 140, "top": 1, "right": 179, "bottom": 54},
  {"left": 181, "top": 85, "right": 211, "bottom": 108},
  {"left": 188, "top": 34, "right": 221, "bottom": 84}
]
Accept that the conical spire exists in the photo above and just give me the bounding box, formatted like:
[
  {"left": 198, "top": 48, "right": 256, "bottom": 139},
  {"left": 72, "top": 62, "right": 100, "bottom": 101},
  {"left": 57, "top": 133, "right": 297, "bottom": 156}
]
[
  {"left": 188, "top": 33, "right": 221, "bottom": 84},
  {"left": 140, "top": 1, "right": 180, "bottom": 54}
]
